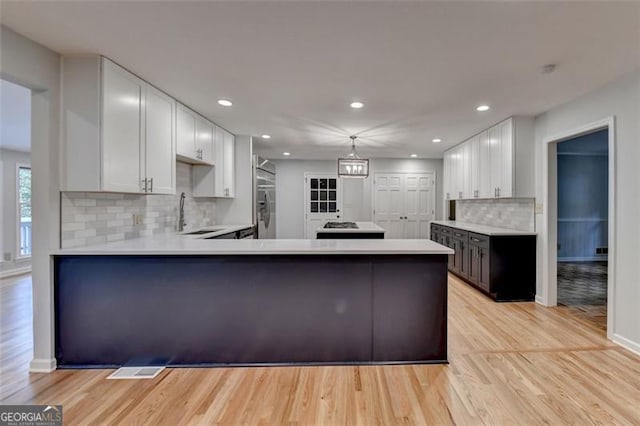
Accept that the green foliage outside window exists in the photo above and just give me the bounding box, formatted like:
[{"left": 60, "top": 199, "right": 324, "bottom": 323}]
[{"left": 19, "top": 167, "right": 31, "bottom": 219}]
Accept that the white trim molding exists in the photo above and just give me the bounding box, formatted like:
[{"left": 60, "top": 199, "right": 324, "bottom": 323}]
[
  {"left": 540, "top": 116, "right": 616, "bottom": 341},
  {"left": 612, "top": 334, "right": 640, "bottom": 357},
  {"left": 29, "top": 357, "right": 57, "bottom": 373}
]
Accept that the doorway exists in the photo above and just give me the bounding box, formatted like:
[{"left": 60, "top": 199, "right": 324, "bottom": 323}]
[
  {"left": 556, "top": 129, "right": 609, "bottom": 333},
  {"left": 542, "top": 117, "right": 615, "bottom": 339},
  {"left": 303, "top": 173, "right": 342, "bottom": 238},
  {"left": 0, "top": 78, "right": 32, "bottom": 278}
]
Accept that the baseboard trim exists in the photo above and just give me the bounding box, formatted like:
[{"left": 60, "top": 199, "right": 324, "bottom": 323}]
[
  {"left": 612, "top": 334, "right": 640, "bottom": 357},
  {"left": 0, "top": 266, "right": 32, "bottom": 279},
  {"left": 29, "top": 358, "right": 57, "bottom": 373},
  {"left": 557, "top": 257, "right": 608, "bottom": 262},
  {"left": 535, "top": 295, "right": 546, "bottom": 305}
]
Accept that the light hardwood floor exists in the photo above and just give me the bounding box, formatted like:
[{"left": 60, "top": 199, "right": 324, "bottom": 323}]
[{"left": 1, "top": 273, "right": 639, "bottom": 424}]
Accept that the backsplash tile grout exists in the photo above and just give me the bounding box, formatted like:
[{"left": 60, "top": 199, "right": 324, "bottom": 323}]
[{"left": 60, "top": 162, "right": 216, "bottom": 248}]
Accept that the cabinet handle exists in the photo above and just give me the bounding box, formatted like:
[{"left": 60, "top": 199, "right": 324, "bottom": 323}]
[
  {"left": 141, "top": 178, "right": 148, "bottom": 192},
  {"left": 149, "top": 177, "right": 153, "bottom": 192},
  {"left": 459, "top": 191, "right": 462, "bottom": 199},
  {"left": 497, "top": 187, "right": 500, "bottom": 197},
  {"left": 474, "top": 190, "right": 479, "bottom": 198},
  {"left": 494, "top": 187, "right": 498, "bottom": 197}
]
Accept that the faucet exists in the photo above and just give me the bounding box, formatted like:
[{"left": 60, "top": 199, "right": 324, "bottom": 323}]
[{"left": 178, "top": 192, "right": 187, "bottom": 232}]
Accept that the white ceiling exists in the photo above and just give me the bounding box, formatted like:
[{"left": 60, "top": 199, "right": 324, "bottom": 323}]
[
  {"left": 1, "top": 1, "right": 638, "bottom": 159},
  {"left": 0, "top": 79, "right": 31, "bottom": 152}
]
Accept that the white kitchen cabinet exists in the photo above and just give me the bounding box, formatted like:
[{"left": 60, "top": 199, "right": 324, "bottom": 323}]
[
  {"left": 176, "top": 104, "right": 214, "bottom": 165},
  {"left": 443, "top": 116, "right": 534, "bottom": 201},
  {"left": 192, "top": 126, "right": 236, "bottom": 198},
  {"left": 61, "top": 56, "right": 175, "bottom": 194},
  {"left": 144, "top": 84, "right": 176, "bottom": 194}
]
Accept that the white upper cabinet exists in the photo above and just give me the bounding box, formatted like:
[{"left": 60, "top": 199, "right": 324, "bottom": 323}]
[
  {"left": 443, "top": 116, "right": 534, "bottom": 201},
  {"left": 195, "top": 116, "right": 214, "bottom": 164},
  {"left": 101, "top": 59, "right": 144, "bottom": 193},
  {"left": 144, "top": 85, "right": 176, "bottom": 194},
  {"left": 192, "top": 126, "right": 236, "bottom": 198},
  {"left": 62, "top": 56, "right": 176, "bottom": 194},
  {"left": 176, "top": 104, "right": 214, "bottom": 165},
  {"left": 223, "top": 129, "right": 235, "bottom": 197}
]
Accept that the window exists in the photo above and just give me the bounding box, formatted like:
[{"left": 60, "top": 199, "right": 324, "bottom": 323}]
[
  {"left": 17, "top": 165, "right": 31, "bottom": 257},
  {"left": 309, "top": 178, "right": 338, "bottom": 213}
]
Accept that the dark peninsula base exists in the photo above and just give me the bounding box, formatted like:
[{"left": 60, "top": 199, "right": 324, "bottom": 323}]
[{"left": 54, "top": 254, "right": 448, "bottom": 368}]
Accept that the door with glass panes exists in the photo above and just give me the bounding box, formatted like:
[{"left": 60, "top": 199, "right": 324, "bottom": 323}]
[{"left": 304, "top": 173, "right": 342, "bottom": 238}]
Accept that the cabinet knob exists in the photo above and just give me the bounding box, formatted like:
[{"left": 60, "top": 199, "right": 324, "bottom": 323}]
[{"left": 149, "top": 177, "right": 153, "bottom": 192}]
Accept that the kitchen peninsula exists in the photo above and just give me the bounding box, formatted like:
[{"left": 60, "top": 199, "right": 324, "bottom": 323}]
[{"left": 53, "top": 236, "right": 453, "bottom": 368}]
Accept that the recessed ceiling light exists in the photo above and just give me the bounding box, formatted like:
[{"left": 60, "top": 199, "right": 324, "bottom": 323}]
[
  {"left": 283, "top": 152, "right": 290, "bottom": 156},
  {"left": 411, "top": 154, "right": 417, "bottom": 158},
  {"left": 476, "top": 105, "right": 490, "bottom": 112},
  {"left": 218, "top": 99, "right": 233, "bottom": 107},
  {"left": 350, "top": 101, "right": 364, "bottom": 109},
  {"left": 261, "top": 134, "right": 271, "bottom": 139},
  {"left": 432, "top": 138, "right": 442, "bottom": 143}
]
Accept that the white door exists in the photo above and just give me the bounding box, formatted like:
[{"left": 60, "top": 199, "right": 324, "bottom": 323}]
[
  {"left": 374, "top": 173, "right": 436, "bottom": 239},
  {"left": 176, "top": 105, "right": 196, "bottom": 159},
  {"left": 101, "top": 59, "right": 144, "bottom": 193},
  {"left": 304, "top": 174, "right": 341, "bottom": 238},
  {"left": 404, "top": 173, "right": 435, "bottom": 238},
  {"left": 144, "top": 85, "right": 175, "bottom": 194},
  {"left": 373, "top": 174, "right": 404, "bottom": 238}
]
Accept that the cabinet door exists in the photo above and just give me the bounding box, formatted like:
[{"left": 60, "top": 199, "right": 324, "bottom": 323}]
[
  {"left": 469, "top": 135, "right": 480, "bottom": 198},
  {"left": 499, "top": 118, "right": 513, "bottom": 197},
  {"left": 101, "top": 60, "right": 144, "bottom": 193},
  {"left": 144, "top": 85, "right": 175, "bottom": 194},
  {"left": 478, "top": 130, "right": 492, "bottom": 198},
  {"left": 462, "top": 142, "right": 472, "bottom": 199},
  {"left": 176, "top": 105, "right": 196, "bottom": 159},
  {"left": 488, "top": 124, "right": 502, "bottom": 198},
  {"left": 478, "top": 246, "right": 491, "bottom": 292},
  {"left": 443, "top": 150, "right": 452, "bottom": 201},
  {"left": 214, "top": 126, "right": 225, "bottom": 196},
  {"left": 223, "top": 130, "right": 235, "bottom": 197},
  {"left": 195, "top": 116, "right": 214, "bottom": 164},
  {"left": 468, "top": 244, "right": 480, "bottom": 285}
]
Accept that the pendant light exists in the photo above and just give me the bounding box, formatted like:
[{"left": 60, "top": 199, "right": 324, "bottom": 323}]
[{"left": 338, "top": 135, "right": 369, "bottom": 178}]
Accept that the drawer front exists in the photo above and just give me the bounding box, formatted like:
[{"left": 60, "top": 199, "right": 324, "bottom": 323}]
[
  {"left": 440, "top": 226, "right": 452, "bottom": 235},
  {"left": 453, "top": 229, "right": 468, "bottom": 240},
  {"left": 469, "top": 232, "right": 489, "bottom": 249}
]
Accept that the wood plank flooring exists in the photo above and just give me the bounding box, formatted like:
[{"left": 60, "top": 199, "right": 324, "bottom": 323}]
[{"left": 1, "top": 273, "right": 639, "bottom": 424}]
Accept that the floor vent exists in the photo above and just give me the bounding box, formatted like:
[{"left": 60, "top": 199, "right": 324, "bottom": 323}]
[{"left": 107, "top": 366, "right": 165, "bottom": 380}]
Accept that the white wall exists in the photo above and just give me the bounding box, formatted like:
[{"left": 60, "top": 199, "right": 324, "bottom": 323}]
[
  {"left": 0, "top": 25, "right": 61, "bottom": 372},
  {"left": 273, "top": 158, "right": 443, "bottom": 239},
  {"left": 535, "top": 70, "right": 640, "bottom": 353},
  {"left": 215, "top": 135, "right": 253, "bottom": 225},
  {"left": 0, "top": 148, "right": 31, "bottom": 276}
]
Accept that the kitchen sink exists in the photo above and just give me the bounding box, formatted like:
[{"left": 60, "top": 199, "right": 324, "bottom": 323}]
[{"left": 182, "top": 228, "right": 227, "bottom": 235}]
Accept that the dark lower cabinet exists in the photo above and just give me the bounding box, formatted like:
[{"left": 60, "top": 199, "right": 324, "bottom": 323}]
[{"left": 431, "top": 223, "right": 536, "bottom": 302}]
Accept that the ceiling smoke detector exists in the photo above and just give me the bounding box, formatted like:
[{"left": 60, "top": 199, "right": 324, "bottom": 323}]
[{"left": 542, "top": 64, "right": 557, "bottom": 74}]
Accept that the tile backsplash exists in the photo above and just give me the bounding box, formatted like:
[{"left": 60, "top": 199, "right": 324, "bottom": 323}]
[
  {"left": 456, "top": 198, "right": 535, "bottom": 232},
  {"left": 61, "top": 162, "right": 216, "bottom": 248}
]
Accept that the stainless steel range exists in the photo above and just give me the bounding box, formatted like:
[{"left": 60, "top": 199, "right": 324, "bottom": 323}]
[{"left": 324, "top": 222, "right": 359, "bottom": 229}]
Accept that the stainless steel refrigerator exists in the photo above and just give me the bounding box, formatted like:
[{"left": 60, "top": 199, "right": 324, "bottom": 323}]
[{"left": 254, "top": 156, "right": 276, "bottom": 239}]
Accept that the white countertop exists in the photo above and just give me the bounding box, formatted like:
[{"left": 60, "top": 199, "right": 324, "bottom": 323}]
[
  {"left": 315, "top": 221, "right": 386, "bottom": 234},
  {"left": 431, "top": 220, "right": 537, "bottom": 236},
  {"left": 53, "top": 234, "right": 453, "bottom": 255}
]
